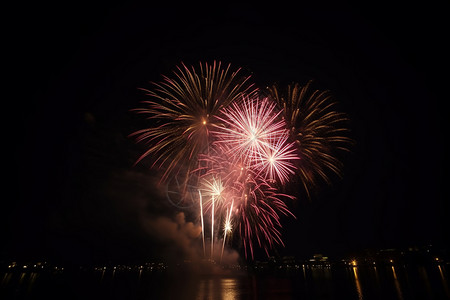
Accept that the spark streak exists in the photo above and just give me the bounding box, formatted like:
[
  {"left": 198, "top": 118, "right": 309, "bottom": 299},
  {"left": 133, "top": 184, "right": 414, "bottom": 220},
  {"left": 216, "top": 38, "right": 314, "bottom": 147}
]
[
  {"left": 221, "top": 200, "right": 234, "bottom": 263},
  {"left": 211, "top": 194, "right": 215, "bottom": 259},
  {"left": 199, "top": 190, "right": 205, "bottom": 257}
]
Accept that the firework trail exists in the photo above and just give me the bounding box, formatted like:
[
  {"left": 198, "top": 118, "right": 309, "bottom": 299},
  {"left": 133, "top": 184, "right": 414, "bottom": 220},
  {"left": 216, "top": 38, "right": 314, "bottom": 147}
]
[
  {"left": 221, "top": 200, "right": 234, "bottom": 263},
  {"left": 198, "top": 190, "right": 205, "bottom": 257},
  {"left": 196, "top": 141, "right": 296, "bottom": 259},
  {"left": 237, "top": 176, "right": 295, "bottom": 258},
  {"left": 211, "top": 193, "right": 214, "bottom": 259},
  {"left": 131, "top": 62, "right": 351, "bottom": 260},
  {"left": 198, "top": 176, "right": 227, "bottom": 259}
]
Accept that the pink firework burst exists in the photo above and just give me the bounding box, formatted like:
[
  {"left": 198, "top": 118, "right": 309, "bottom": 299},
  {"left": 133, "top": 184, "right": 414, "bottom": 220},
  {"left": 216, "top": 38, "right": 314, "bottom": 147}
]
[
  {"left": 130, "top": 62, "right": 351, "bottom": 261},
  {"left": 251, "top": 131, "right": 300, "bottom": 184},
  {"left": 212, "top": 95, "right": 299, "bottom": 185},
  {"left": 196, "top": 142, "right": 296, "bottom": 259},
  {"left": 236, "top": 173, "right": 296, "bottom": 259},
  {"left": 212, "top": 96, "right": 288, "bottom": 167}
]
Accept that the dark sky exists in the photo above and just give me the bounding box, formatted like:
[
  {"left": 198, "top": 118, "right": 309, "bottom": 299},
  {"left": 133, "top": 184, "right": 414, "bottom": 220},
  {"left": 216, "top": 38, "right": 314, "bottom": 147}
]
[{"left": 4, "top": 2, "right": 449, "bottom": 264}]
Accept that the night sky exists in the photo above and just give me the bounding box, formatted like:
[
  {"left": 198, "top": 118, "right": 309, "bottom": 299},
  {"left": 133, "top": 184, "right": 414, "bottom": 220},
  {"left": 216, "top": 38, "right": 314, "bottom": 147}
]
[{"left": 4, "top": 2, "right": 449, "bottom": 265}]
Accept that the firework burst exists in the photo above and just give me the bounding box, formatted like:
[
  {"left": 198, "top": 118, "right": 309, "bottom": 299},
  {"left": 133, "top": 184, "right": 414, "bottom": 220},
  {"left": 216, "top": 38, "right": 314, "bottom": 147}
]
[
  {"left": 130, "top": 62, "right": 351, "bottom": 261},
  {"left": 129, "top": 61, "right": 257, "bottom": 184},
  {"left": 266, "top": 81, "right": 352, "bottom": 197},
  {"left": 252, "top": 131, "right": 300, "bottom": 184},
  {"left": 236, "top": 173, "right": 295, "bottom": 258},
  {"left": 212, "top": 96, "right": 291, "bottom": 170},
  {"left": 196, "top": 142, "right": 296, "bottom": 259}
]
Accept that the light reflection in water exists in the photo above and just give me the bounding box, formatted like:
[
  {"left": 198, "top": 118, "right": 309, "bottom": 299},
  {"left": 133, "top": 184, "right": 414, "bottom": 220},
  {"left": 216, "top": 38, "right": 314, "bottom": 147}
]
[
  {"left": 196, "top": 279, "right": 206, "bottom": 300},
  {"left": 221, "top": 278, "right": 238, "bottom": 300},
  {"left": 1, "top": 273, "right": 13, "bottom": 287},
  {"left": 352, "top": 267, "right": 363, "bottom": 300},
  {"left": 438, "top": 265, "right": 450, "bottom": 298},
  {"left": 195, "top": 278, "right": 224, "bottom": 300},
  {"left": 138, "top": 269, "right": 142, "bottom": 283},
  {"left": 28, "top": 272, "right": 38, "bottom": 293},
  {"left": 19, "top": 272, "right": 26, "bottom": 286},
  {"left": 391, "top": 266, "right": 403, "bottom": 300},
  {"left": 195, "top": 278, "right": 241, "bottom": 300},
  {"left": 373, "top": 266, "right": 380, "bottom": 287},
  {"left": 418, "top": 266, "right": 432, "bottom": 298},
  {"left": 1, "top": 264, "right": 449, "bottom": 299},
  {"left": 208, "top": 279, "right": 213, "bottom": 298}
]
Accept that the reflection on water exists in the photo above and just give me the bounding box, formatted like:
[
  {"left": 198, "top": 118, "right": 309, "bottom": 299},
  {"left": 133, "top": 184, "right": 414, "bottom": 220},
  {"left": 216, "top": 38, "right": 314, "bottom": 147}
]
[
  {"left": 1, "top": 273, "right": 12, "bottom": 287},
  {"left": 418, "top": 266, "right": 432, "bottom": 298},
  {"left": 438, "top": 264, "right": 450, "bottom": 298},
  {"left": 219, "top": 278, "right": 238, "bottom": 300},
  {"left": 391, "top": 266, "right": 404, "bottom": 300},
  {"left": 138, "top": 269, "right": 142, "bottom": 284},
  {"left": 352, "top": 266, "right": 363, "bottom": 300},
  {"left": 28, "top": 272, "right": 38, "bottom": 293},
  {"left": 1, "top": 264, "right": 449, "bottom": 300},
  {"left": 373, "top": 266, "right": 380, "bottom": 288},
  {"left": 196, "top": 278, "right": 241, "bottom": 300}
]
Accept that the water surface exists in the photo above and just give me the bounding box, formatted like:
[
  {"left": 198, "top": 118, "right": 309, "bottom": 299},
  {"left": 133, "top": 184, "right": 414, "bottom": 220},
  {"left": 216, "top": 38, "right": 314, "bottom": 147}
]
[{"left": 1, "top": 264, "right": 449, "bottom": 299}]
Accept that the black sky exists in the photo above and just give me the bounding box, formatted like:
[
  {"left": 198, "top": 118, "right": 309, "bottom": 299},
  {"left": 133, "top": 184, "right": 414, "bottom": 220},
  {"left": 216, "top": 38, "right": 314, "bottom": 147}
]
[{"left": 3, "top": 2, "right": 449, "bottom": 264}]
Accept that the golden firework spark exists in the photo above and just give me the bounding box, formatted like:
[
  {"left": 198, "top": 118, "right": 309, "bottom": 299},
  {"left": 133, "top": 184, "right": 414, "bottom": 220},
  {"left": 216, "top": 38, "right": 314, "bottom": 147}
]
[
  {"left": 267, "top": 81, "right": 353, "bottom": 197},
  {"left": 130, "top": 61, "right": 257, "bottom": 184}
]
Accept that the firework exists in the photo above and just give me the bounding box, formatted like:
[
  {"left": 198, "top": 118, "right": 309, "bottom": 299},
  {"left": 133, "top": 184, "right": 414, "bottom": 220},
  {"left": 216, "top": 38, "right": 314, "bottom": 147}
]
[
  {"left": 212, "top": 96, "right": 289, "bottom": 168},
  {"left": 130, "top": 61, "right": 257, "bottom": 184},
  {"left": 220, "top": 200, "right": 234, "bottom": 263},
  {"left": 196, "top": 142, "right": 296, "bottom": 259},
  {"left": 251, "top": 131, "right": 300, "bottom": 185},
  {"left": 198, "top": 190, "right": 205, "bottom": 257},
  {"left": 266, "top": 81, "right": 352, "bottom": 197},
  {"left": 236, "top": 173, "right": 295, "bottom": 258},
  {"left": 130, "top": 62, "right": 351, "bottom": 261},
  {"left": 198, "top": 176, "right": 229, "bottom": 259}
]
